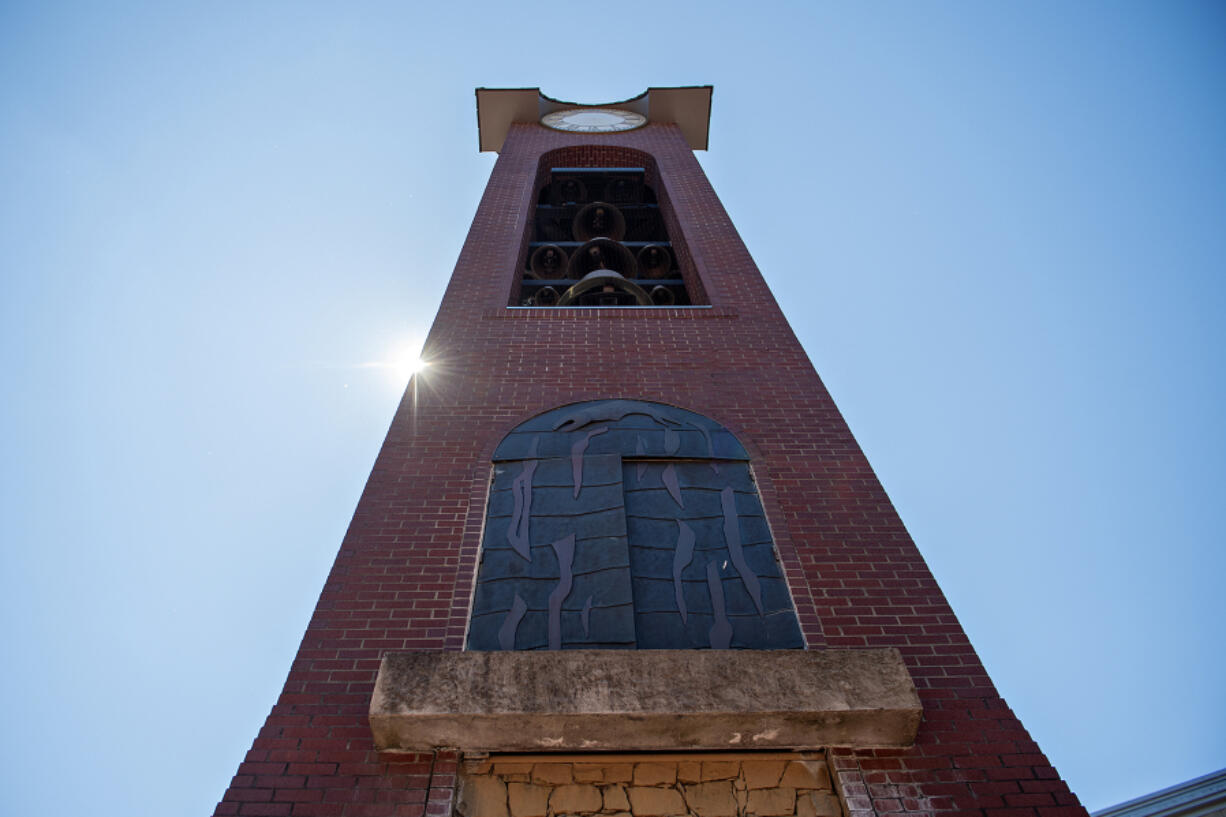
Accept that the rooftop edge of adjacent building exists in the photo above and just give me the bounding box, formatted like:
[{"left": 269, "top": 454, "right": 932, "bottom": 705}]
[{"left": 1093, "top": 768, "right": 1226, "bottom": 817}]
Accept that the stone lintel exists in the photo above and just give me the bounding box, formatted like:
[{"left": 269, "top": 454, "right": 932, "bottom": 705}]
[{"left": 369, "top": 649, "right": 921, "bottom": 753}]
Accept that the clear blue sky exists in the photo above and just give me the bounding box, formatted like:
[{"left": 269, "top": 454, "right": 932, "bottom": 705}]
[{"left": 2, "top": 2, "right": 1223, "bottom": 815}]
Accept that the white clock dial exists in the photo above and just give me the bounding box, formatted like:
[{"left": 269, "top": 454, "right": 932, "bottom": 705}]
[{"left": 540, "top": 108, "right": 647, "bottom": 133}]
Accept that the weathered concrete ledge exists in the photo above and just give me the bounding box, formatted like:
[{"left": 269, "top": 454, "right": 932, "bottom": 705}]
[{"left": 369, "top": 649, "right": 921, "bottom": 753}]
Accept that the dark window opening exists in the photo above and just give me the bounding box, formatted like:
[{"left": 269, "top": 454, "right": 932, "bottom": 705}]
[{"left": 518, "top": 167, "right": 692, "bottom": 308}]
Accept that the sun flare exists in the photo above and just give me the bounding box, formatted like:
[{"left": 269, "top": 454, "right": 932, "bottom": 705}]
[
  {"left": 391, "top": 341, "right": 429, "bottom": 382},
  {"left": 393, "top": 355, "right": 427, "bottom": 381}
]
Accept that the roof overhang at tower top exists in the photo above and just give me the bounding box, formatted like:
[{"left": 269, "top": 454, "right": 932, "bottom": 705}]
[{"left": 475, "top": 86, "right": 713, "bottom": 153}]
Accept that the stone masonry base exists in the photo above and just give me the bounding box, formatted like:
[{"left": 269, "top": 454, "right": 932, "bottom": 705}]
[{"left": 454, "top": 751, "right": 844, "bottom": 817}]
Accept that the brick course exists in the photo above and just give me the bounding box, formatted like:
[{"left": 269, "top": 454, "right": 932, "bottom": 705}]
[{"left": 214, "top": 121, "right": 1086, "bottom": 817}]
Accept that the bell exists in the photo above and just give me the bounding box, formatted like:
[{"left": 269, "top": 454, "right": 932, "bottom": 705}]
[
  {"left": 550, "top": 176, "right": 587, "bottom": 205},
  {"left": 533, "top": 286, "right": 560, "bottom": 307},
  {"left": 603, "top": 176, "right": 640, "bottom": 204},
  {"left": 558, "top": 270, "right": 652, "bottom": 307},
  {"left": 566, "top": 238, "right": 637, "bottom": 279},
  {"left": 529, "top": 245, "right": 569, "bottom": 279},
  {"left": 636, "top": 245, "right": 672, "bottom": 279},
  {"left": 538, "top": 216, "right": 570, "bottom": 242},
  {"left": 572, "top": 201, "right": 627, "bottom": 242},
  {"left": 650, "top": 285, "right": 675, "bottom": 306}
]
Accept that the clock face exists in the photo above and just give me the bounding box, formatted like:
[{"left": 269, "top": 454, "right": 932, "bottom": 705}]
[{"left": 541, "top": 108, "right": 647, "bottom": 133}]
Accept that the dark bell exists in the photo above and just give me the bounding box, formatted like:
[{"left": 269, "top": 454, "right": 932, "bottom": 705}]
[
  {"left": 572, "top": 201, "right": 626, "bottom": 242},
  {"left": 558, "top": 271, "right": 652, "bottom": 307},
  {"left": 650, "top": 285, "right": 676, "bottom": 306},
  {"left": 637, "top": 244, "right": 672, "bottom": 279},
  {"left": 530, "top": 244, "right": 570, "bottom": 279},
  {"left": 553, "top": 176, "right": 587, "bottom": 204},
  {"left": 567, "top": 238, "right": 637, "bottom": 279},
  {"left": 604, "top": 177, "right": 639, "bottom": 203}
]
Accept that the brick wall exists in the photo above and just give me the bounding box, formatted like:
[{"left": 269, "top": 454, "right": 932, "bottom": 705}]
[{"left": 213, "top": 123, "right": 1088, "bottom": 817}]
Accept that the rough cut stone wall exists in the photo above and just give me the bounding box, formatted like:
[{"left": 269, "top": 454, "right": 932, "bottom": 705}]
[
  {"left": 455, "top": 753, "right": 842, "bottom": 817},
  {"left": 213, "top": 121, "right": 1090, "bottom": 817}
]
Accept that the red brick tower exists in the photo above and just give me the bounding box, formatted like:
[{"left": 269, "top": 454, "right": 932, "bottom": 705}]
[{"left": 214, "top": 87, "right": 1088, "bottom": 817}]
